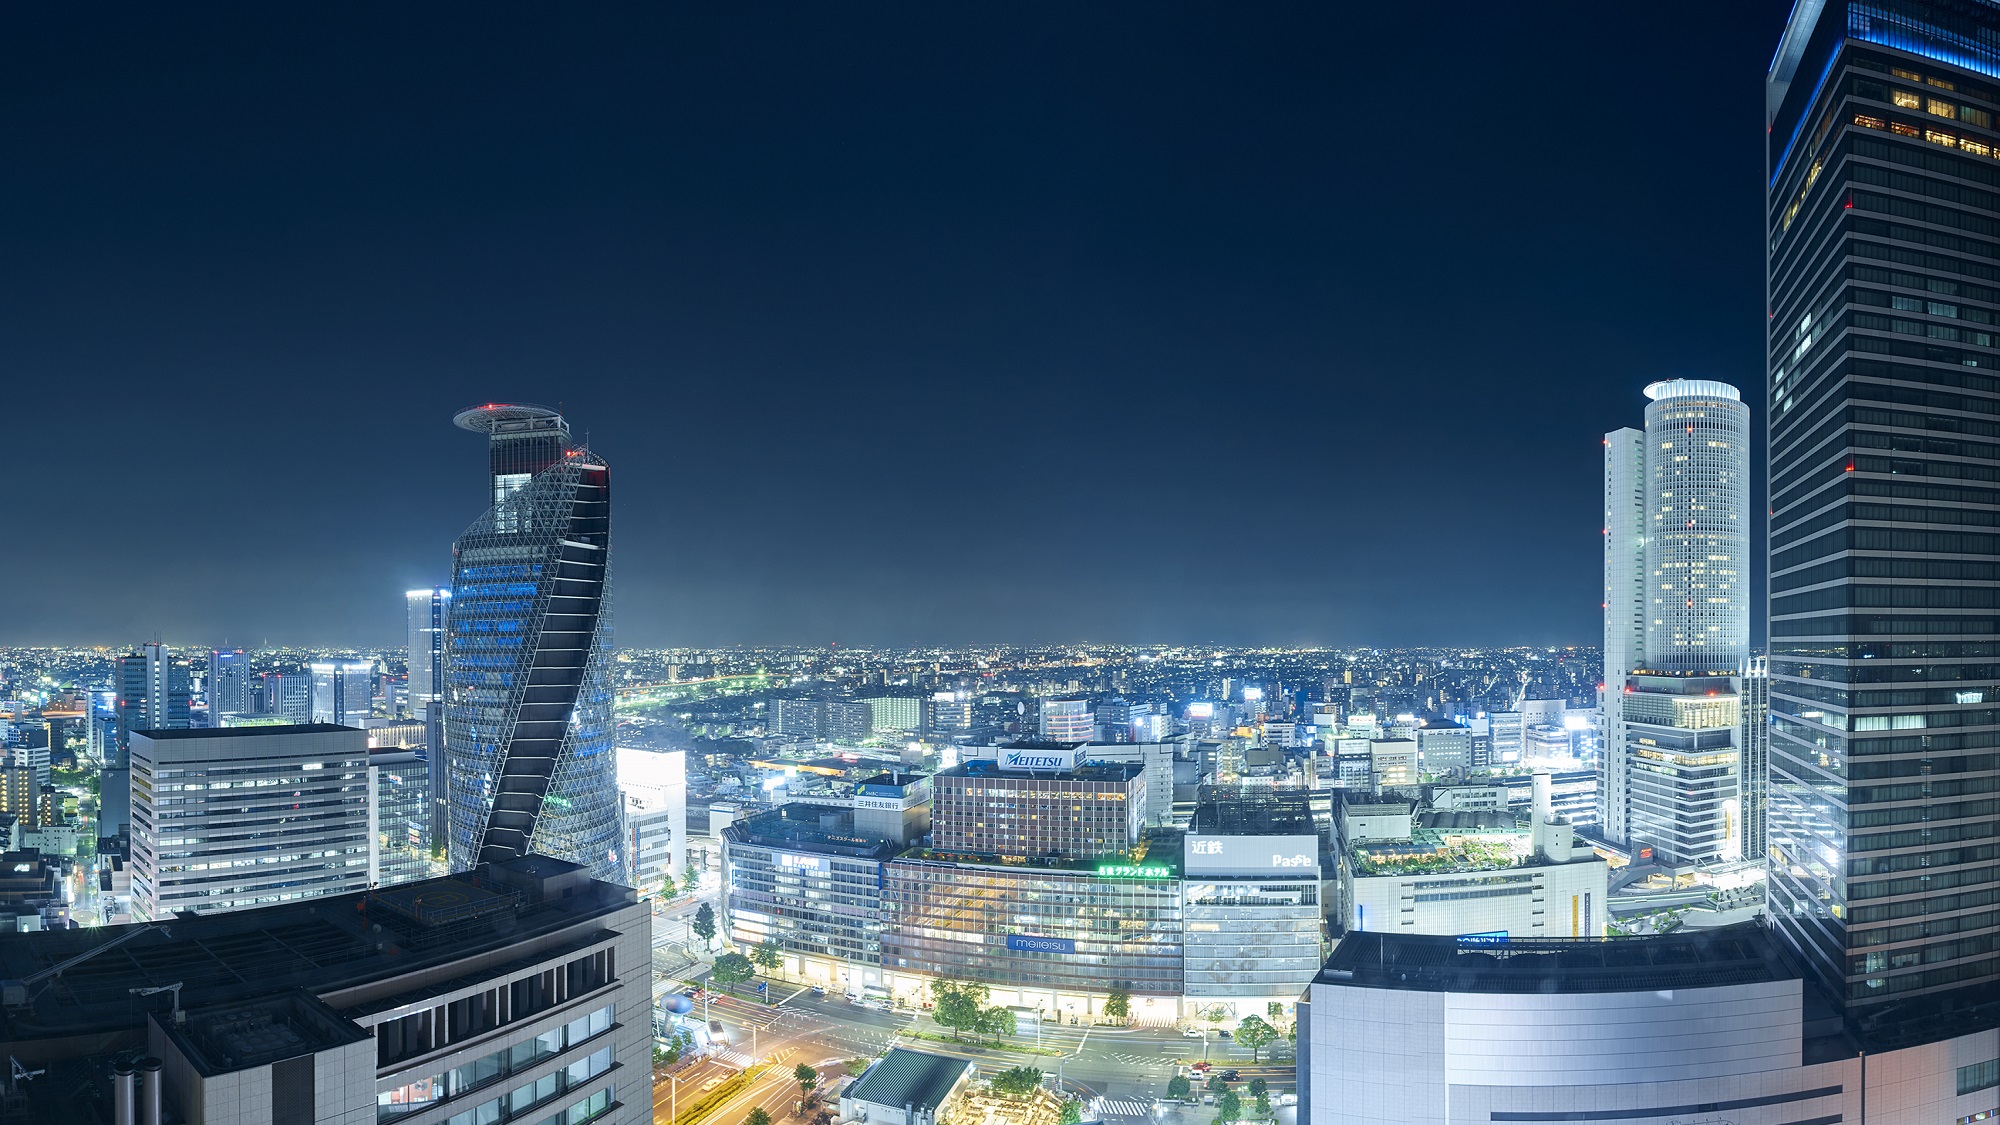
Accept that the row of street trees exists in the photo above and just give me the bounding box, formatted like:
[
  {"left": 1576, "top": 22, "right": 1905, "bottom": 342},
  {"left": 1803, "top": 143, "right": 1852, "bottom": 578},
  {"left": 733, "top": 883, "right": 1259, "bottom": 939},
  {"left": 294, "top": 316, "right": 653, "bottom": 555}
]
[{"left": 930, "top": 979, "right": 1017, "bottom": 1040}]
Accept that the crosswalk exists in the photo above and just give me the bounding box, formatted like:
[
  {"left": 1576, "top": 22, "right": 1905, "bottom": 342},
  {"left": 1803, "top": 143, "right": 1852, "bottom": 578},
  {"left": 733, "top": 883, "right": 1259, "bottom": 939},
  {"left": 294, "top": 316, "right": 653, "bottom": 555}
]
[
  {"left": 1108, "top": 1052, "right": 1170, "bottom": 1066},
  {"left": 1092, "top": 1097, "right": 1151, "bottom": 1118}
]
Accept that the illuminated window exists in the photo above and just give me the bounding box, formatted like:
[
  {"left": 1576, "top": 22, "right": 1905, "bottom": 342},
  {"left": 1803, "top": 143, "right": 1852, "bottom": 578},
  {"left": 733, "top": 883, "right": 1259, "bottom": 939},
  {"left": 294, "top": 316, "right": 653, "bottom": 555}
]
[
  {"left": 1855, "top": 114, "right": 1886, "bottom": 130},
  {"left": 1928, "top": 130, "right": 1959, "bottom": 147},
  {"left": 1893, "top": 67, "right": 1922, "bottom": 81},
  {"left": 1893, "top": 88, "right": 1922, "bottom": 108},
  {"left": 1929, "top": 75, "right": 1957, "bottom": 91},
  {"left": 1892, "top": 121, "right": 1921, "bottom": 137},
  {"left": 1967, "top": 139, "right": 1993, "bottom": 157},
  {"left": 1931, "top": 98, "right": 1958, "bottom": 118}
]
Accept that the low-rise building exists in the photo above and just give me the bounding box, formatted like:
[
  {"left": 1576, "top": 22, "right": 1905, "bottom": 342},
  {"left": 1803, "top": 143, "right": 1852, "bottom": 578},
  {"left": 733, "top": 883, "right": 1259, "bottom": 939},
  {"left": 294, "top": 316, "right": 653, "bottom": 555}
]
[
  {"left": 841, "top": 1048, "right": 974, "bottom": 1125},
  {"left": 1344, "top": 775, "right": 1608, "bottom": 939}
]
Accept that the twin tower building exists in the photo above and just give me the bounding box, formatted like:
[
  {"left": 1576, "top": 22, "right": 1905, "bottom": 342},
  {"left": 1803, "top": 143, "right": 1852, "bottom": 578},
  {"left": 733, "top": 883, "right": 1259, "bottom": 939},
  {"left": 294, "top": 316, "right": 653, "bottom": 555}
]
[{"left": 1602, "top": 380, "right": 1766, "bottom": 868}]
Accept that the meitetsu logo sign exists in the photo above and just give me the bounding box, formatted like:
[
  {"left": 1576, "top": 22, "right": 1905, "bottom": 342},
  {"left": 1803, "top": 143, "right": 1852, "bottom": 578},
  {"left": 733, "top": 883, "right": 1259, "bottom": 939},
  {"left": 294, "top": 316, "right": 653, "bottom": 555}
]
[
  {"left": 998, "top": 745, "right": 1084, "bottom": 772},
  {"left": 1006, "top": 934, "right": 1076, "bottom": 955}
]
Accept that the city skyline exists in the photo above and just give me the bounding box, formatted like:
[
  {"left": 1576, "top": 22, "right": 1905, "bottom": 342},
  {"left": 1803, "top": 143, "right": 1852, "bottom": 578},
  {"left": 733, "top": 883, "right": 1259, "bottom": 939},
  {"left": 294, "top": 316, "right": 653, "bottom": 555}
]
[{"left": 1, "top": 5, "right": 1794, "bottom": 648}]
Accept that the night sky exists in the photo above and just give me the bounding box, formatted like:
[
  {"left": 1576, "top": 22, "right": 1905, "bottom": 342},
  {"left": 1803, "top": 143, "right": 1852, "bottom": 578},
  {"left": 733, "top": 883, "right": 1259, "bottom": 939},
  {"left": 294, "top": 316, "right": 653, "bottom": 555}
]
[{"left": 2, "top": 4, "right": 1792, "bottom": 649}]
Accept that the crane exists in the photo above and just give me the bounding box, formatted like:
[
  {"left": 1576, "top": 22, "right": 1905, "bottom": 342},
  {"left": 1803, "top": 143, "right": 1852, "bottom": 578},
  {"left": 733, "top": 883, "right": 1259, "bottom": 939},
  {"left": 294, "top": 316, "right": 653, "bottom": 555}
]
[
  {"left": 129, "top": 982, "right": 185, "bottom": 1026},
  {"left": 0, "top": 923, "right": 168, "bottom": 1008}
]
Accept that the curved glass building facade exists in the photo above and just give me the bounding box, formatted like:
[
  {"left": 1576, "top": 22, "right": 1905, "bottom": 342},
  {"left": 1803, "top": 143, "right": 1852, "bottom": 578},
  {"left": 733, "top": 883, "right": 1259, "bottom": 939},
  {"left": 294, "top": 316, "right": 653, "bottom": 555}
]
[{"left": 444, "top": 404, "right": 623, "bottom": 885}]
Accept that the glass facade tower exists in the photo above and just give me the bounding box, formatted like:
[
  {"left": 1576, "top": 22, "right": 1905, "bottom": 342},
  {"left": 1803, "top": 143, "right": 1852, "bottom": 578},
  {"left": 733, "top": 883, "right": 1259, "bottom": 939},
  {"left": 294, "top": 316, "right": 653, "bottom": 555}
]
[
  {"left": 1768, "top": 0, "right": 2000, "bottom": 1008},
  {"left": 444, "top": 404, "right": 622, "bottom": 885}
]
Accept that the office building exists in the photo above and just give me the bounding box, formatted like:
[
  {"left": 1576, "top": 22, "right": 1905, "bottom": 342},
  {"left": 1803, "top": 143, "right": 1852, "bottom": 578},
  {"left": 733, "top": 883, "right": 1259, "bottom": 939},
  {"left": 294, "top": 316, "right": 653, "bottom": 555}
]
[
  {"left": 1039, "top": 698, "right": 1094, "bottom": 742},
  {"left": 114, "top": 643, "right": 189, "bottom": 760},
  {"left": 444, "top": 403, "right": 622, "bottom": 885},
  {"left": 1413, "top": 720, "right": 1471, "bottom": 774},
  {"left": 1488, "top": 710, "right": 1523, "bottom": 764},
  {"left": 1181, "top": 797, "right": 1325, "bottom": 1011},
  {"left": 1765, "top": 0, "right": 2000, "bottom": 1010},
  {"left": 617, "top": 747, "right": 687, "bottom": 896},
  {"left": 1739, "top": 654, "right": 1770, "bottom": 864},
  {"left": 0, "top": 856, "right": 648, "bottom": 1124},
  {"left": 722, "top": 804, "right": 905, "bottom": 992},
  {"left": 929, "top": 690, "right": 972, "bottom": 734},
  {"left": 930, "top": 742, "right": 1144, "bottom": 859},
  {"left": 1602, "top": 425, "right": 1646, "bottom": 842},
  {"left": 850, "top": 772, "right": 933, "bottom": 843},
  {"left": 1603, "top": 378, "right": 1750, "bottom": 866},
  {"left": 206, "top": 649, "right": 250, "bottom": 718},
  {"left": 260, "top": 669, "right": 313, "bottom": 723},
  {"left": 370, "top": 747, "right": 431, "bottom": 887},
  {"left": 129, "top": 725, "right": 371, "bottom": 921},
  {"left": 963, "top": 739, "right": 1176, "bottom": 827},
  {"left": 310, "top": 659, "right": 374, "bottom": 727},
  {"left": 406, "top": 586, "right": 449, "bottom": 713},
  {"left": 1368, "top": 737, "right": 1416, "bottom": 792}
]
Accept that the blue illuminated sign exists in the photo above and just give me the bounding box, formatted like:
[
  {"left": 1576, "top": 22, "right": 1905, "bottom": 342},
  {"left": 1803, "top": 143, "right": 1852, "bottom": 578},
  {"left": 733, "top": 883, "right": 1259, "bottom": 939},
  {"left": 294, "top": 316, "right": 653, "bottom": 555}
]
[
  {"left": 1006, "top": 934, "right": 1075, "bottom": 956},
  {"left": 1456, "top": 931, "right": 1509, "bottom": 946}
]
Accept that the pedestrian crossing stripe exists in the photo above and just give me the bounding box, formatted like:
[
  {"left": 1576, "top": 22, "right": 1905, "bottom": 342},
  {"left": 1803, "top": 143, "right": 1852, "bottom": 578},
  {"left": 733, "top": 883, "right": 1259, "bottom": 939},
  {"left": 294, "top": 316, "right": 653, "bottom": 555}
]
[{"left": 1092, "top": 1097, "right": 1150, "bottom": 1117}]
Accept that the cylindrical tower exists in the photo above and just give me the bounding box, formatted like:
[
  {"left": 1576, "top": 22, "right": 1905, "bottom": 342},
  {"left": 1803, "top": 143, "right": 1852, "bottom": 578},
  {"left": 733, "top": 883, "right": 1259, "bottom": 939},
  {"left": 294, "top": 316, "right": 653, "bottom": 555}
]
[{"left": 1642, "top": 378, "right": 1750, "bottom": 673}]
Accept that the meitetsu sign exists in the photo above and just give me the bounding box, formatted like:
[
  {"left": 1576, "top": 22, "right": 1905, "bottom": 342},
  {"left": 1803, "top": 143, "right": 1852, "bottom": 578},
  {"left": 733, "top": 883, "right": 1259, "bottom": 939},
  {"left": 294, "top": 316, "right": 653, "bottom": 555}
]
[
  {"left": 1005, "top": 934, "right": 1076, "bottom": 955},
  {"left": 998, "top": 744, "right": 1085, "bottom": 772},
  {"left": 1182, "top": 834, "right": 1322, "bottom": 878}
]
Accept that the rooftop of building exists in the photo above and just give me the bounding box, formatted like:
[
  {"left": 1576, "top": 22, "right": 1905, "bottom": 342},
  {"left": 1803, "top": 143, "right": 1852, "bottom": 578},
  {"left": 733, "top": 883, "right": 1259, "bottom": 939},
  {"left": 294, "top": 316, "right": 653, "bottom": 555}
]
[
  {"left": 130, "top": 723, "right": 360, "bottom": 740},
  {"left": 724, "top": 804, "right": 905, "bottom": 860},
  {"left": 1189, "top": 791, "right": 1316, "bottom": 836},
  {"left": 998, "top": 739, "right": 1087, "bottom": 751},
  {"left": 938, "top": 759, "right": 1143, "bottom": 783},
  {"left": 1318, "top": 923, "right": 1792, "bottom": 994},
  {"left": 0, "top": 854, "right": 632, "bottom": 1046},
  {"left": 847, "top": 1048, "right": 972, "bottom": 1113}
]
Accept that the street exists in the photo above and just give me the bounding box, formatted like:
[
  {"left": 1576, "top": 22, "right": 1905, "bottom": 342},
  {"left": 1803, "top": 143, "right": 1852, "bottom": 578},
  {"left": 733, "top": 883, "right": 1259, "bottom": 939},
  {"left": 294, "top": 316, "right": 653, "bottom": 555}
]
[{"left": 655, "top": 976, "right": 1300, "bottom": 1124}]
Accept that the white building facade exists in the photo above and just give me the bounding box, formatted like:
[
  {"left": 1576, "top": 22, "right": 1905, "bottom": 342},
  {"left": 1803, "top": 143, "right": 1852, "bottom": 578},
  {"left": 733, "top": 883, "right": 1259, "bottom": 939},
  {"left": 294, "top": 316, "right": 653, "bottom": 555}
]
[{"left": 129, "top": 725, "right": 372, "bottom": 921}]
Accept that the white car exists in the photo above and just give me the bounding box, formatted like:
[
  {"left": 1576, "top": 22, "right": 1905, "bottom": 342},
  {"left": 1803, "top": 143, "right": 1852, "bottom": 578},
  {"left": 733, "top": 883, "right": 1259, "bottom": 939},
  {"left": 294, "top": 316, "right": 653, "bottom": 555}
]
[{"left": 1181, "top": 1028, "right": 1206, "bottom": 1039}]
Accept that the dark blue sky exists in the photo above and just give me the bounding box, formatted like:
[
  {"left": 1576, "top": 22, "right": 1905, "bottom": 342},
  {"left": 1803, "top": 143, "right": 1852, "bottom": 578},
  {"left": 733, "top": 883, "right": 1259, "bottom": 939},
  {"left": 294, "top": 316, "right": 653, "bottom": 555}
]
[{"left": 1, "top": 3, "right": 1791, "bottom": 648}]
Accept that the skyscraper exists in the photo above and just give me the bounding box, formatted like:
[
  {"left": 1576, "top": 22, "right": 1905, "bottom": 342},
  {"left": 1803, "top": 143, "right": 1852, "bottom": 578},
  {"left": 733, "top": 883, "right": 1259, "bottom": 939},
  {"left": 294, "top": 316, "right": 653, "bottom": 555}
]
[
  {"left": 309, "top": 659, "right": 373, "bottom": 726},
  {"left": 207, "top": 649, "right": 250, "bottom": 718},
  {"left": 1601, "top": 427, "right": 1646, "bottom": 844},
  {"left": 113, "top": 642, "right": 190, "bottom": 761},
  {"left": 444, "top": 403, "right": 621, "bottom": 884},
  {"left": 1602, "top": 380, "right": 1750, "bottom": 867},
  {"left": 1767, "top": 0, "right": 2000, "bottom": 1008},
  {"left": 405, "top": 587, "right": 448, "bottom": 713}
]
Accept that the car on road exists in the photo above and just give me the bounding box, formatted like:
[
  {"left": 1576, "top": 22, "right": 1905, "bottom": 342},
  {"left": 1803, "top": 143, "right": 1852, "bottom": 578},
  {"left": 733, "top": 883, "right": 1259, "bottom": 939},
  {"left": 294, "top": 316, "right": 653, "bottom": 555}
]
[
  {"left": 1189, "top": 1062, "right": 1211, "bottom": 1073},
  {"left": 1278, "top": 1094, "right": 1298, "bottom": 1106},
  {"left": 1217, "top": 1029, "right": 1232, "bottom": 1039},
  {"left": 1218, "top": 1070, "right": 1240, "bottom": 1082},
  {"left": 708, "top": 1019, "right": 728, "bottom": 1040},
  {"left": 810, "top": 986, "right": 826, "bottom": 997},
  {"left": 1181, "top": 1028, "right": 1205, "bottom": 1039},
  {"left": 699, "top": 1077, "right": 723, "bottom": 1093}
]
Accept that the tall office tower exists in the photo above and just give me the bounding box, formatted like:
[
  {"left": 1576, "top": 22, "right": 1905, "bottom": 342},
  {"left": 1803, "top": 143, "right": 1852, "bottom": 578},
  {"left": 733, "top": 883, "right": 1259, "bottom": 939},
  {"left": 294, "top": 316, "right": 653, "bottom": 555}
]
[
  {"left": 113, "top": 643, "right": 190, "bottom": 761},
  {"left": 310, "top": 660, "right": 373, "bottom": 726},
  {"left": 405, "top": 587, "right": 448, "bottom": 714},
  {"left": 444, "top": 403, "right": 621, "bottom": 884},
  {"left": 1039, "top": 697, "right": 1094, "bottom": 742},
  {"left": 128, "top": 726, "right": 371, "bottom": 920},
  {"left": 1768, "top": 0, "right": 2000, "bottom": 1008},
  {"left": 1603, "top": 380, "right": 1751, "bottom": 868},
  {"left": 259, "top": 670, "right": 312, "bottom": 722},
  {"left": 1601, "top": 427, "right": 1646, "bottom": 845},
  {"left": 207, "top": 649, "right": 250, "bottom": 718},
  {"left": 1740, "top": 655, "right": 1771, "bottom": 864},
  {"left": 369, "top": 747, "right": 431, "bottom": 887}
]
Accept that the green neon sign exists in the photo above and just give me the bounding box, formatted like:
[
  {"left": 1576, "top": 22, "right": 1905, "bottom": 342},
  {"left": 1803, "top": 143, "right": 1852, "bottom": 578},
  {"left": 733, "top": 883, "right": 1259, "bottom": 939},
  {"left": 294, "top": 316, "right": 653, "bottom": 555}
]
[{"left": 1096, "top": 863, "right": 1170, "bottom": 879}]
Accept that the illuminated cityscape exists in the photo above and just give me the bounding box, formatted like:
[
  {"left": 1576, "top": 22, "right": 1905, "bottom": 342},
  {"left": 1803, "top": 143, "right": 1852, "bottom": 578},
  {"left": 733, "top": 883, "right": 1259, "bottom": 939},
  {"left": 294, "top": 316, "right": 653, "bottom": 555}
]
[{"left": 21, "top": 1, "right": 2000, "bottom": 1123}]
